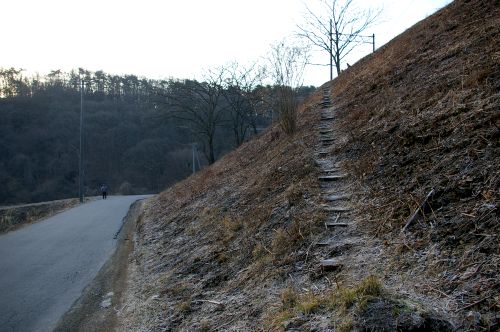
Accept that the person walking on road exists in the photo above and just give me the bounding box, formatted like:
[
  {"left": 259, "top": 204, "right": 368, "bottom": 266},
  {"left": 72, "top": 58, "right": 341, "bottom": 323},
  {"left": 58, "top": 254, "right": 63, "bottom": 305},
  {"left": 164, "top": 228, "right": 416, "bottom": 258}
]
[{"left": 100, "top": 184, "right": 108, "bottom": 199}]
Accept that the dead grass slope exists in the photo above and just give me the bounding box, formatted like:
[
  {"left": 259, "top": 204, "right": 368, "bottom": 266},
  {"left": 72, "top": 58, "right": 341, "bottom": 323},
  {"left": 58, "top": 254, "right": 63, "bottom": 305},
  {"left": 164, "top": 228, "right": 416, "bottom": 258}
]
[
  {"left": 329, "top": 0, "right": 499, "bottom": 329},
  {"left": 120, "top": 94, "right": 331, "bottom": 331}
]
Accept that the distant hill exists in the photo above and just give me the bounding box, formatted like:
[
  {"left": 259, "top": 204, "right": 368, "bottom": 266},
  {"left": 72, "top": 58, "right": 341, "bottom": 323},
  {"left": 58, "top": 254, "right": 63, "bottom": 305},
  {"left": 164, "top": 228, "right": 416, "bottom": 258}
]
[
  {"left": 1, "top": 70, "right": 311, "bottom": 205},
  {"left": 119, "top": 0, "right": 499, "bottom": 330}
]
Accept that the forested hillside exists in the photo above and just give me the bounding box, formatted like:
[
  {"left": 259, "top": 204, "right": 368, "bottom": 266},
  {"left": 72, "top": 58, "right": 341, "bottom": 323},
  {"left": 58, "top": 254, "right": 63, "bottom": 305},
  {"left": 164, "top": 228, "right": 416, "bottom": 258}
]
[{"left": 0, "top": 68, "right": 315, "bottom": 204}]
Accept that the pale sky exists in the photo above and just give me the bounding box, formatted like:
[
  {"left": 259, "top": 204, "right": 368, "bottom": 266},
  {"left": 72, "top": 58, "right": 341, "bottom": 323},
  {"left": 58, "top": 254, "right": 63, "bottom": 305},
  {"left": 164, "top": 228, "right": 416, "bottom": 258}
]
[{"left": 1, "top": 0, "right": 453, "bottom": 86}]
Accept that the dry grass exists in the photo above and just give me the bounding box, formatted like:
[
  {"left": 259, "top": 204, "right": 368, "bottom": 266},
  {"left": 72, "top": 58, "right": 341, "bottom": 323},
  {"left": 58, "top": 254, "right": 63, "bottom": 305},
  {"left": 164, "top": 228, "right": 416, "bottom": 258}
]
[
  {"left": 265, "top": 276, "right": 388, "bottom": 331},
  {"left": 266, "top": 276, "right": 452, "bottom": 331}
]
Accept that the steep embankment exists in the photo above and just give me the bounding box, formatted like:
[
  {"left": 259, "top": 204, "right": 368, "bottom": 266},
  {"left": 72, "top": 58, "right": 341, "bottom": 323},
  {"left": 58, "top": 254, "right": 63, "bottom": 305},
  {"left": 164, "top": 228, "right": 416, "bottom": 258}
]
[
  {"left": 328, "top": 0, "right": 499, "bottom": 329},
  {"left": 120, "top": 0, "right": 498, "bottom": 330},
  {"left": 119, "top": 94, "right": 326, "bottom": 330}
]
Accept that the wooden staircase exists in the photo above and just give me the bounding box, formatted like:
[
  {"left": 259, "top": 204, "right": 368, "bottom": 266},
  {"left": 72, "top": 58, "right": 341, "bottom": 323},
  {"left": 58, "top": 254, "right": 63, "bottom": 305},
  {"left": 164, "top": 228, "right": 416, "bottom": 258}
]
[{"left": 314, "top": 85, "right": 356, "bottom": 273}]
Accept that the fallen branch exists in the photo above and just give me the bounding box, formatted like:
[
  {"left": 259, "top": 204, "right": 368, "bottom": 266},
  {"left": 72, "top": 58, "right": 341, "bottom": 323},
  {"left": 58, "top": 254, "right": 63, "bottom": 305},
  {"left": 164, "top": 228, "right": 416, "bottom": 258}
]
[
  {"left": 304, "top": 242, "right": 314, "bottom": 264},
  {"left": 455, "top": 296, "right": 491, "bottom": 312},
  {"left": 402, "top": 189, "right": 435, "bottom": 232},
  {"left": 426, "top": 285, "right": 453, "bottom": 299}
]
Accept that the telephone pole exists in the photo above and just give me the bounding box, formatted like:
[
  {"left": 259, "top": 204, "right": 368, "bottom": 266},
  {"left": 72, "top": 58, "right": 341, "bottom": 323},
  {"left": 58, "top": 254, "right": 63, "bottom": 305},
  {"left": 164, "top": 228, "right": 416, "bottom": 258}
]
[
  {"left": 192, "top": 143, "right": 196, "bottom": 174},
  {"left": 78, "top": 80, "right": 85, "bottom": 203},
  {"left": 191, "top": 142, "right": 202, "bottom": 174}
]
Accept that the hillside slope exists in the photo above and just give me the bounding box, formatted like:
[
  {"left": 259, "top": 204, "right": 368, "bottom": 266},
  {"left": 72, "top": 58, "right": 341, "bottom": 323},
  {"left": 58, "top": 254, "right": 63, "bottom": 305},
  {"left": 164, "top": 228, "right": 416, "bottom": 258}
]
[{"left": 119, "top": 0, "right": 498, "bottom": 330}]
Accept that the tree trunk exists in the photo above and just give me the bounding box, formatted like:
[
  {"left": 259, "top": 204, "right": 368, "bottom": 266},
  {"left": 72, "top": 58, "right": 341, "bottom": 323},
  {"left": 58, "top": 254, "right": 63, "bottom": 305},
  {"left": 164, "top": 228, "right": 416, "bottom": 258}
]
[
  {"left": 208, "top": 136, "right": 215, "bottom": 164},
  {"left": 335, "top": 47, "right": 341, "bottom": 75}
]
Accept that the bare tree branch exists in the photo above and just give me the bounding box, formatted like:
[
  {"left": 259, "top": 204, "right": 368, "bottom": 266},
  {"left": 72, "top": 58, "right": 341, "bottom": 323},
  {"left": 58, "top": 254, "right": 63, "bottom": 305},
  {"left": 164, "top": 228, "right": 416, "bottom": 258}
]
[{"left": 297, "top": 0, "right": 381, "bottom": 77}]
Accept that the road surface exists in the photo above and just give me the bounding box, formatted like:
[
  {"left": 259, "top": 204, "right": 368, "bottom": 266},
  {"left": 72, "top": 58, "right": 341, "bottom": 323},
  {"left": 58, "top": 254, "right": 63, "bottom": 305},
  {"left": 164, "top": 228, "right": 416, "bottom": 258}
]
[{"left": 0, "top": 195, "right": 151, "bottom": 332}]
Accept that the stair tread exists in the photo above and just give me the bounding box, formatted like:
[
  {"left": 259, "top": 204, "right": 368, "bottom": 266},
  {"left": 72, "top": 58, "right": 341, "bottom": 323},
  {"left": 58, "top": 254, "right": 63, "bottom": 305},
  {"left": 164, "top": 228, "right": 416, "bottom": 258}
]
[
  {"left": 324, "top": 194, "right": 351, "bottom": 201},
  {"left": 320, "top": 258, "right": 343, "bottom": 270},
  {"left": 318, "top": 175, "right": 347, "bottom": 180},
  {"left": 323, "top": 207, "right": 351, "bottom": 212},
  {"left": 321, "top": 168, "right": 342, "bottom": 172},
  {"left": 325, "top": 222, "right": 349, "bottom": 227}
]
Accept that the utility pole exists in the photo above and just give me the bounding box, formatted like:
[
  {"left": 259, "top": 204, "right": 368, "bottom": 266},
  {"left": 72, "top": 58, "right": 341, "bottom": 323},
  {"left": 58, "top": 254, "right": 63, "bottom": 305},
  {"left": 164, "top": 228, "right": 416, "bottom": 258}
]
[
  {"left": 190, "top": 142, "right": 202, "bottom": 174},
  {"left": 372, "top": 33, "right": 375, "bottom": 53},
  {"left": 78, "top": 80, "right": 85, "bottom": 203},
  {"left": 192, "top": 143, "right": 196, "bottom": 174},
  {"left": 329, "top": 19, "right": 333, "bottom": 81}
]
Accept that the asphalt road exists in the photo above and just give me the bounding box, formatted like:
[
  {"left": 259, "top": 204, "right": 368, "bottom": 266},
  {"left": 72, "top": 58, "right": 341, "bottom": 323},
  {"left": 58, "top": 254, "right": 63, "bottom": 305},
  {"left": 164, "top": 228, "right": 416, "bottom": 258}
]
[{"left": 0, "top": 195, "right": 151, "bottom": 332}]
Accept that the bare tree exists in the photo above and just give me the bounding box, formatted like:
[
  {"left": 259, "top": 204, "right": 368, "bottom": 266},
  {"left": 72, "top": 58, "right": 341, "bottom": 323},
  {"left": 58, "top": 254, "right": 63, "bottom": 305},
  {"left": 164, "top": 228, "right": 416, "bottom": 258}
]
[
  {"left": 221, "top": 62, "right": 266, "bottom": 146},
  {"left": 297, "top": 0, "right": 380, "bottom": 78},
  {"left": 267, "top": 39, "right": 308, "bottom": 135},
  {"left": 164, "top": 68, "right": 225, "bottom": 164}
]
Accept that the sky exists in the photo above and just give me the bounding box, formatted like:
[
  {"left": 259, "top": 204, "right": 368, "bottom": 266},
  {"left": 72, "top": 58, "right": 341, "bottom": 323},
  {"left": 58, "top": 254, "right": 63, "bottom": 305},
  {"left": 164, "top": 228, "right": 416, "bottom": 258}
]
[{"left": 1, "top": 0, "right": 453, "bottom": 86}]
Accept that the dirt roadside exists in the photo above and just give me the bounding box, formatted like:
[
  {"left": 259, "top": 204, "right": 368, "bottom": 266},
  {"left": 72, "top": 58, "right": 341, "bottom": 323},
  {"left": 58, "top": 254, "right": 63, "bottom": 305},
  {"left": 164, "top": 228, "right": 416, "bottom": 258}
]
[{"left": 53, "top": 199, "right": 146, "bottom": 332}]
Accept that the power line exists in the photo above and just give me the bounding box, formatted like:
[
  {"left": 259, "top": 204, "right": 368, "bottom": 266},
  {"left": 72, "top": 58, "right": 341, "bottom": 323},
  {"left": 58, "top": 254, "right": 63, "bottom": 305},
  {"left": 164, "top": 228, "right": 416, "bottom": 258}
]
[{"left": 327, "top": 31, "right": 376, "bottom": 76}]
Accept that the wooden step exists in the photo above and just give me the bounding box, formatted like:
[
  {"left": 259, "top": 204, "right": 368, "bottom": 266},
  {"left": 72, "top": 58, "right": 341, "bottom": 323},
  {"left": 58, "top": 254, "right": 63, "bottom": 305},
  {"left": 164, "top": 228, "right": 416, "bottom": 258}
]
[
  {"left": 325, "top": 222, "right": 349, "bottom": 227},
  {"left": 320, "top": 258, "right": 342, "bottom": 271},
  {"left": 321, "top": 189, "right": 347, "bottom": 195},
  {"left": 323, "top": 206, "right": 351, "bottom": 212},
  {"left": 324, "top": 194, "right": 351, "bottom": 201},
  {"left": 318, "top": 175, "right": 346, "bottom": 181},
  {"left": 319, "top": 129, "right": 334, "bottom": 134},
  {"left": 321, "top": 116, "right": 335, "bottom": 121},
  {"left": 322, "top": 168, "right": 342, "bottom": 173}
]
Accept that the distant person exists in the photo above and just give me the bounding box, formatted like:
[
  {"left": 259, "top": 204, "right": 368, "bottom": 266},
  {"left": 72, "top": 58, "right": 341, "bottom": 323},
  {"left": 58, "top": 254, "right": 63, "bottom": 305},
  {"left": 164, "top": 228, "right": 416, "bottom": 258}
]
[{"left": 100, "top": 184, "right": 108, "bottom": 199}]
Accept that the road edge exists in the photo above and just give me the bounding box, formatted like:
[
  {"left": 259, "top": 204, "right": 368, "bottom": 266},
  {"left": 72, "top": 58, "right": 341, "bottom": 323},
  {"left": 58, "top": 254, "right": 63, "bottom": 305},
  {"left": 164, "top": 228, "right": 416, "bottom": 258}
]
[{"left": 53, "top": 198, "right": 146, "bottom": 332}]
